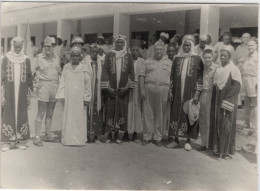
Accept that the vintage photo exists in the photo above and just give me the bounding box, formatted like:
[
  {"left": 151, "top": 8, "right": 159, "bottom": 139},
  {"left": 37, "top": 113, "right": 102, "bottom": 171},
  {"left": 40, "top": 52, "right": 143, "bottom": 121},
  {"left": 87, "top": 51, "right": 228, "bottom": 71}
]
[{"left": 0, "top": 2, "right": 258, "bottom": 190}]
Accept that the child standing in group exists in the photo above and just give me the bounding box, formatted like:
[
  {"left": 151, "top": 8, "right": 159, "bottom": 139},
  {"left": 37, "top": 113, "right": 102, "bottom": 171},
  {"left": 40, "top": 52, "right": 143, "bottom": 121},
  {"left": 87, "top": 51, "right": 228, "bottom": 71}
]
[
  {"left": 56, "top": 47, "right": 92, "bottom": 146},
  {"left": 198, "top": 49, "right": 218, "bottom": 151}
]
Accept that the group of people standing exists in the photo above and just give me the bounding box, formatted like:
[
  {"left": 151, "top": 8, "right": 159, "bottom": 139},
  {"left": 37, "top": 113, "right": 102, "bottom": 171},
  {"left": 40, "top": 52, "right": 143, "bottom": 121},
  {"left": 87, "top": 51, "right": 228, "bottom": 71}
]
[{"left": 1, "top": 31, "right": 258, "bottom": 160}]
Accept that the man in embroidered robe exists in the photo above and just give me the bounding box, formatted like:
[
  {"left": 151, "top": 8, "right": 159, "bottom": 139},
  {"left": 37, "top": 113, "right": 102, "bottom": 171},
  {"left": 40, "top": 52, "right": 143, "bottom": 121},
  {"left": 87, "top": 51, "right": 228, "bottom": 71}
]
[
  {"left": 101, "top": 35, "right": 134, "bottom": 144},
  {"left": 1, "top": 37, "right": 33, "bottom": 151},
  {"left": 85, "top": 43, "right": 105, "bottom": 143},
  {"left": 167, "top": 35, "right": 204, "bottom": 151},
  {"left": 139, "top": 40, "right": 172, "bottom": 147}
]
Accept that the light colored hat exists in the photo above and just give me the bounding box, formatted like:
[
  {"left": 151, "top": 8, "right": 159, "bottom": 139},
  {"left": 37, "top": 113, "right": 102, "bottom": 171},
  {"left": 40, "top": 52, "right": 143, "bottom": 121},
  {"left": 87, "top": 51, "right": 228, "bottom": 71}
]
[
  {"left": 220, "top": 45, "right": 235, "bottom": 57},
  {"left": 114, "top": 34, "right": 127, "bottom": 42},
  {"left": 183, "top": 34, "right": 195, "bottom": 44},
  {"left": 154, "top": 40, "right": 165, "bottom": 47},
  {"left": 70, "top": 46, "right": 83, "bottom": 58},
  {"left": 44, "top": 36, "right": 55, "bottom": 46},
  {"left": 97, "top": 36, "right": 104, "bottom": 40},
  {"left": 200, "top": 34, "right": 208, "bottom": 41},
  {"left": 183, "top": 99, "right": 200, "bottom": 126},
  {"left": 71, "top": 36, "right": 84, "bottom": 44},
  {"left": 160, "top": 32, "right": 169, "bottom": 39}
]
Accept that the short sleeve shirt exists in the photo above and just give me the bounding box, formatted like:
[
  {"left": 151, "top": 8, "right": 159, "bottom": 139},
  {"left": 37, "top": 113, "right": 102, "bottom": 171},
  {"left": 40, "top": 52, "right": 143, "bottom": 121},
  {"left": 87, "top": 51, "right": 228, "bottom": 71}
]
[{"left": 139, "top": 56, "right": 172, "bottom": 85}]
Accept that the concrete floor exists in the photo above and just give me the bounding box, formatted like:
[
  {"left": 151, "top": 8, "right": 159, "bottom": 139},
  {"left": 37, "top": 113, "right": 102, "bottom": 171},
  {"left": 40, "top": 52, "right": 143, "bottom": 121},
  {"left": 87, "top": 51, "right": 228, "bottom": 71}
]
[{"left": 0, "top": 96, "right": 258, "bottom": 190}]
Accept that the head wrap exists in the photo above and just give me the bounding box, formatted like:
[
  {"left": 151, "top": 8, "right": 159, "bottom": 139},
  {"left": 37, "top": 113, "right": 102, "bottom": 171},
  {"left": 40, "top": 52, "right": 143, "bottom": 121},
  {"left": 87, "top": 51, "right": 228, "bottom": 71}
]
[
  {"left": 44, "top": 36, "right": 55, "bottom": 46},
  {"left": 154, "top": 40, "right": 165, "bottom": 47},
  {"left": 160, "top": 32, "right": 169, "bottom": 39},
  {"left": 6, "top": 37, "right": 28, "bottom": 64},
  {"left": 70, "top": 46, "right": 82, "bottom": 57},
  {"left": 200, "top": 34, "right": 208, "bottom": 41},
  {"left": 220, "top": 45, "right": 235, "bottom": 58},
  {"left": 177, "top": 35, "right": 196, "bottom": 57},
  {"left": 71, "top": 36, "right": 84, "bottom": 45},
  {"left": 112, "top": 34, "right": 127, "bottom": 58}
]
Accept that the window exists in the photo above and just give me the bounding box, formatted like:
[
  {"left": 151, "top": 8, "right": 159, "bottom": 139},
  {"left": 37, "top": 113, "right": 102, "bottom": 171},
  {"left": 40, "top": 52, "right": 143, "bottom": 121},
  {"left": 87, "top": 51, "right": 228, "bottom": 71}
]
[
  {"left": 230, "top": 27, "right": 258, "bottom": 38},
  {"left": 84, "top": 33, "right": 97, "bottom": 44}
]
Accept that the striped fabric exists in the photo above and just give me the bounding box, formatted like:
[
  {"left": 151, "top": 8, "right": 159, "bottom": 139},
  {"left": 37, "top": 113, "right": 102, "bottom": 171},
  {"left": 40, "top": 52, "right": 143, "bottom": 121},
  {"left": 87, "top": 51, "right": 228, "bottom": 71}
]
[
  {"left": 196, "top": 83, "right": 203, "bottom": 91},
  {"left": 130, "top": 81, "right": 136, "bottom": 89},
  {"left": 221, "top": 100, "right": 234, "bottom": 112},
  {"left": 100, "top": 81, "right": 109, "bottom": 89}
]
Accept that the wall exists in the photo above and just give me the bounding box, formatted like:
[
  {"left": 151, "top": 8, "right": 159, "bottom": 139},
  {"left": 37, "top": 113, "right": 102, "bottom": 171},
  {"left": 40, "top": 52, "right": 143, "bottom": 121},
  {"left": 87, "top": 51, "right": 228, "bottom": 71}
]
[
  {"left": 80, "top": 17, "right": 113, "bottom": 36},
  {"left": 219, "top": 6, "right": 258, "bottom": 34},
  {"left": 130, "top": 11, "right": 187, "bottom": 45},
  {"left": 44, "top": 22, "right": 57, "bottom": 37},
  {"left": 30, "top": 23, "right": 43, "bottom": 48}
]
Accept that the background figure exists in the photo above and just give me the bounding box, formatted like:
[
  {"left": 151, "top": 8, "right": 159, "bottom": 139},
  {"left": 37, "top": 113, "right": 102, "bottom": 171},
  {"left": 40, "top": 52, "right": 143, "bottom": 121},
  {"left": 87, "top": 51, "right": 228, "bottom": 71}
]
[
  {"left": 54, "top": 37, "right": 63, "bottom": 58},
  {"left": 1, "top": 37, "right": 33, "bottom": 151},
  {"left": 33, "top": 36, "right": 61, "bottom": 147},
  {"left": 208, "top": 45, "right": 241, "bottom": 160},
  {"left": 167, "top": 42, "right": 178, "bottom": 61},
  {"left": 101, "top": 34, "right": 134, "bottom": 144},
  {"left": 140, "top": 40, "right": 147, "bottom": 59},
  {"left": 167, "top": 35, "right": 204, "bottom": 151},
  {"left": 213, "top": 32, "right": 233, "bottom": 66},
  {"left": 127, "top": 39, "right": 144, "bottom": 143},
  {"left": 139, "top": 40, "right": 172, "bottom": 147},
  {"left": 234, "top": 33, "right": 251, "bottom": 107},
  {"left": 56, "top": 47, "right": 91, "bottom": 146},
  {"left": 241, "top": 40, "right": 258, "bottom": 129},
  {"left": 194, "top": 34, "right": 213, "bottom": 58},
  {"left": 146, "top": 34, "right": 157, "bottom": 58}
]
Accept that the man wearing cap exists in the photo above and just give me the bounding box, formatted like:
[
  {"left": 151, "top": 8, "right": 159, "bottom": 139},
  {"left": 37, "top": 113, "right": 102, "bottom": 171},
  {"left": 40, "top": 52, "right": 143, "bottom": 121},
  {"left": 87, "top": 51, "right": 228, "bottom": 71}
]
[
  {"left": 97, "top": 35, "right": 110, "bottom": 54},
  {"left": 101, "top": 34, "right": 134, "bottom": 144},
  {"left": 84, "top": 43, "right": 104, "bottom": 144},
  {"left": 209, "top": 44, "right": 241, "bottom": 159},
  {"left": 194, "top": 34, "right": 213, "bottom": 58},
  {"left": 139, "top": 40, "right": 172, "bottom": 147},
  {"left": 60, "top": 36, "right": 84, "bottom": 70},
  {"left": 33, "top": 36, "right": 61, "bottom": 146},
  {"left": 127, "top": 39, "right": 145, "bottom": 142},
  {"left": 213, "top": 32, "right": 233, "bottom": 66}
]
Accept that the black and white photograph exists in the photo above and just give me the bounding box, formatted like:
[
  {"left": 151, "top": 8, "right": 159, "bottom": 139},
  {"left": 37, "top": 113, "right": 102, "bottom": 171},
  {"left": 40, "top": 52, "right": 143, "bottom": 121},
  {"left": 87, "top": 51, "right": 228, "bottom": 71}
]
[{"left": 0, "top": 1, "right": 258, "bottom": 190}]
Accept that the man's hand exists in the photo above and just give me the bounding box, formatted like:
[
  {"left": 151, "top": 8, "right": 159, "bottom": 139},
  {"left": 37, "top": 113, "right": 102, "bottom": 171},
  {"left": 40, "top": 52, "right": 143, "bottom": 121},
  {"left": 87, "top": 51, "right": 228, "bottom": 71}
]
[
  {"left": 140, "top": 89, "right": 145, "bottom": 100},
  {"left": 107, "top": 87, "right": 118, "bottom": 98},
  {"left": 168, "top": 90, "right": 173, "bottom": 102},
  {"left": 193, "top": 91, "right": 200, "bottom": 105}
]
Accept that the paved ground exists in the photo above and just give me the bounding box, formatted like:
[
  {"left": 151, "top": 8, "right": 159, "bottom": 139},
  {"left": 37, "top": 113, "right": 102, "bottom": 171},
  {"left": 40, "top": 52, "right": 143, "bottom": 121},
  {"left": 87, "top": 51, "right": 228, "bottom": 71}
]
[{"left": 0, "top": 96, "right": 258, "bottom": 190}]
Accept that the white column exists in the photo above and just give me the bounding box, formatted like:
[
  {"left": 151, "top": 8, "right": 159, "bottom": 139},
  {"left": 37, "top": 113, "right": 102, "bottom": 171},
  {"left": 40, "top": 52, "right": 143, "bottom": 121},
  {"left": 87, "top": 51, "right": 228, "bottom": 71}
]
[
  {"left": 17, "top": 23, "right": 27, "bottom": 38},
  {"left": 200, "top": 5, "right": 220, "bottom": 45},
  {"left": 113, "top": 12, "right": 130, "bottom": 46},
  {"left": 57, "top": 19, "right": 72, "bottom": 43}
]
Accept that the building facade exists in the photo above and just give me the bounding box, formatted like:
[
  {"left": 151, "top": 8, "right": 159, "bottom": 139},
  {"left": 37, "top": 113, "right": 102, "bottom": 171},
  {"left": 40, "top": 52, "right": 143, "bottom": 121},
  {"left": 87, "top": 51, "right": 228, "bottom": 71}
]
[{"left": 1, "top": 2, "right": 258, "bottom": 53}]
